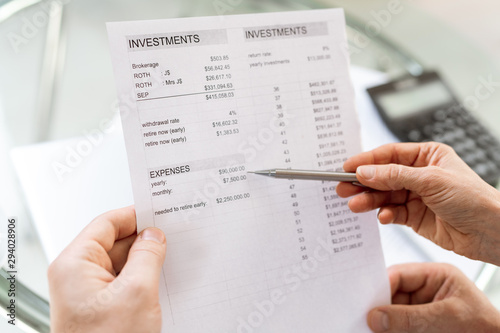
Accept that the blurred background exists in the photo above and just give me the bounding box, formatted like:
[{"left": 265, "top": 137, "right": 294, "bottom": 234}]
[{"left": 1, "top": 0, "right": 500, "bottom": 331}]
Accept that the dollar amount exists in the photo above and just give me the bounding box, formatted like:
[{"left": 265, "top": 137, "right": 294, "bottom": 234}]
[
  {"left": 222, "top": 175, "right": 247, "bottom": 184},
  {"left": 210, "top": 55, "right": 229, "bottom": 61},
  {"left": 331, "top": 234, "right": 362, "bottom": 244},
  {"left": 212, "top": 119, "right": 238, "bottom": 128},
  {"left": 205, "top": 64, "right": 231, "bottom": 72},
  {"left": 316, "top": 149, "right": 347, "bottom": 158},
  {"left": 216, "top": 128, "right": 239, "bottom": 136},
  {"left": 307, "top": 54, "right": 331, "bottom": 61},
  {"left": 219, "top": 165, "right": 246, "bottom": 175},
  {"left": 206, "top": 91, "right": 234, "bottom": 100},
  {"left": 216, "top": 192, "right": 251, "bottom": 204},
  {"left": 206, "top": 74, "right": 232, "bottom": 81},
  {"left": 205, "top": 83, "right": 233, "bottom": 91}
]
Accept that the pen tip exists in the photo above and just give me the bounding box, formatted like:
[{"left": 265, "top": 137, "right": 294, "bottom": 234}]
[{"left": 248, "top": 169, "right": 274, "bottom": 176}]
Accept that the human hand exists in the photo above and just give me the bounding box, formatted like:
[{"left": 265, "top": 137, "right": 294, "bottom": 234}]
[
  {"left": 336, "top": 142, "right": 500, "bottom": 265},
  {"left": 367, "top": 263, "right": 500, "bottom": 333},
  {"left": 48, "top": 206, "right": 167, "bottom": 333}
]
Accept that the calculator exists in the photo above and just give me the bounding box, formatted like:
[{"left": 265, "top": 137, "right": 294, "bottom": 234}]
[{"left": 367, "top": 71, "right": 500, "bottom": 186}]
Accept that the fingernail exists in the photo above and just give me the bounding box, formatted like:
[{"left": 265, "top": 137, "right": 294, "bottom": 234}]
[
  {"left": 140, "top": 228, "right": 165, "bottom": 244},
  {"left": 358, "top": 166, "right": 375, "bottom": 180},
  {"left": 370, "top": 310, "right": 389, "bottom": 332}
]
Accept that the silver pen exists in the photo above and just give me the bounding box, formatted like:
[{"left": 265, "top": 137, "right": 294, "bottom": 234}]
[{"left": 248, "top": 169, "right": 359, "bottom": 183}]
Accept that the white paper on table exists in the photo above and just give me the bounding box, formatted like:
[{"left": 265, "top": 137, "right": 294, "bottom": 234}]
[
  {"left": 9, "top": 121, "right": 134, "bottom": 262},
  {"left": 107, "top": 9, "right": 389, "bottom": 332}
]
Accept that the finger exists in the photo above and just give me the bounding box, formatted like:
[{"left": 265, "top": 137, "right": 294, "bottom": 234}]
[
  {"left": 354, "top": 163, "right": 445, "bottom": 195},
  {"left": 118, "top": 227, "right": 167, "bottom": 294},
  {"left": 55, "top": 207, "right": 137, "bottom": 276},
  {"left": 368, "top": 302, "right": 448, "bottom": 333},
  {"left": 343, "top": 142, "right": 426, "bottom": 172},
  {"left": 336, "top": 181, "right": 368, "bottom": 198},
  {"left": 392, "top": 291, "right": 410, "bottom": 305},
  {"left": 108, "top": 233, "right": 137, "bottom": 274},
  {"left": 387, "top": 263, "right": 448, "bottom": 304},
  {"left": 75, "top": 206, "right": 137, "bottom": 253},
  {"left": 377, "top": 206, "right": 407, "bottom": 225},
  {"left": 377, "top": 194, "right": 430, "bottom": 227},
  {"left": 347, "top": 190, "right": 408, "bottom": 213}
]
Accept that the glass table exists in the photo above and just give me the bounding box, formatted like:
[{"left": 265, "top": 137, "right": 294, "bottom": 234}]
[{"left": 1, "top": 0, "right": 499, "bottom": 331}]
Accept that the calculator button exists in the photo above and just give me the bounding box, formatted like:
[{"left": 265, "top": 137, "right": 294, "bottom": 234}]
[
  {"left": 459, "top": 110, "right": 474, "bottom": 122},
  {"left": 408, "top": 130, "right": 422, "bottom": 142},
  {"left": 487, "top": 150, "right": 500, "bottom": 162},
  {"left": 423, "top": 125, "right": 434, "bottom": 137},
  {"left": 432, "top": 134, "right": 448, "bottom": 143},
  {"left": 472, "top": 150, "right": 487, "bottom": 163},
  {"left": 455, "top": 116, "right": 468, "bottom": 127},
  {"left": 463, "top": 154, "right": 475, "bottom": 165},
  {"left": 432, "top": 125, "right": 445, "bottom": 136},
  {"left": 466, "top": 124, "right": 482, "bottom": 136},
  {"left": 434, "top": 110, "right": 447, "bottom": 121},
  {"left": 453, "top": 143, "right": 467, "bottom": 155},
  {"left": 463, "top": 138, "right": 476, "bottom": 151},
  {"left": 487, "top": 161, "right": 498, "bottom": 173},
  {"left": 477, "top": 135, "right": 493, "bottom": 148},
  {"left": 432, "top": 133, "right": 446, "bottom": 143},
  {"left": 443, "top": 118, "right": 455, "bottom": 130},
  {"left": 473, "top": 164, "right": 489, "bottom": 177},
  {"left": 485, "top": 135, "right": 497, "bottom": 145},
  {"left": 453, "top": 128, "right": 466, "bottom": 140},
  {"left": 438, "top": 133, "right": 452, "bottom": 144},
  {"left": 492, "top": 151, "right": 500, "bottom": 163}
]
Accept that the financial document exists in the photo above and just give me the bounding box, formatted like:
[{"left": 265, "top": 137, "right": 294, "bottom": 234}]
[{"left": 107, "top": 9, "right": 389, "bottom": 332}]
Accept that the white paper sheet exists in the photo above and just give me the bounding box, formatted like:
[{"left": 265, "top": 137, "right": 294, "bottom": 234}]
[{"left": 107, "top": 9, "right": 389, "bottom": 332}]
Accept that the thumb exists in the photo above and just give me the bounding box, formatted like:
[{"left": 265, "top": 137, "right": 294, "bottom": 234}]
[
  {"left": 368, "top": 303, "right": 446, "bottom": 333},
  {"left": 117, "top": 227, "right": 167, "bottom": 292},
  {"left": 356, "top": 164, "right": 436, "bottom": 193}
]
